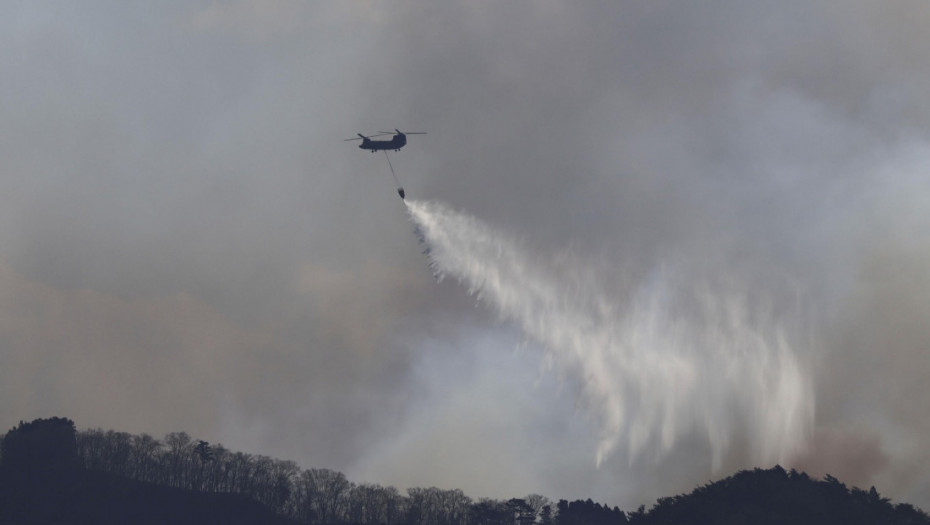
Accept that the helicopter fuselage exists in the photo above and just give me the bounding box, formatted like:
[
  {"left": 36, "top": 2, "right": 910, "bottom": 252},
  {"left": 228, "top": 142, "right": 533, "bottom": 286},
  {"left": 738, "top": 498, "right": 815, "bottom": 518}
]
[{"left": 359, "top": 133, "right": 407, "bottom": 152}]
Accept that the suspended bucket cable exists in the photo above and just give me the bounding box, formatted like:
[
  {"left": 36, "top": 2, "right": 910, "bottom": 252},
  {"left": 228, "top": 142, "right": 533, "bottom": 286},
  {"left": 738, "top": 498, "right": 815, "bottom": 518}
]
[{"left": 383, "top": 150, "right": 405, "bottom": 199}]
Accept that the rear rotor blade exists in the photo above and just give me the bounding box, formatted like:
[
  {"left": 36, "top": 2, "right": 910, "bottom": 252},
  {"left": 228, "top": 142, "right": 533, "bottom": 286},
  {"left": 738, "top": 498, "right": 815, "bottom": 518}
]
[{"left": 380, "top": 130, "right": 427, "bottom": 135}]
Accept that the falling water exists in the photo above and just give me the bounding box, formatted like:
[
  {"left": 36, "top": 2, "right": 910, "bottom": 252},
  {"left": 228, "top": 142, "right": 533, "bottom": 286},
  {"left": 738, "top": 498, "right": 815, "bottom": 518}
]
[{"left": 406, "top": 199, "right": 814, "bottom": 469}]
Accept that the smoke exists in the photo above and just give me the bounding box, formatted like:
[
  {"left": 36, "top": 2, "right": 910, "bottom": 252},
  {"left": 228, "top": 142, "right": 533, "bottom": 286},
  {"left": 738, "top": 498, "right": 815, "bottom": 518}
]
[{"left": 406, "top": 198, "right": 814, "bottom": 469}]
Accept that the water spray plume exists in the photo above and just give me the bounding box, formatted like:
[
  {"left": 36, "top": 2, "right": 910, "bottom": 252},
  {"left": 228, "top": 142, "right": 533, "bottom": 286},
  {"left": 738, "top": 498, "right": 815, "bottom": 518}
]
[{"left": 406, "top": 199, "right": 814, "bottom": 468}]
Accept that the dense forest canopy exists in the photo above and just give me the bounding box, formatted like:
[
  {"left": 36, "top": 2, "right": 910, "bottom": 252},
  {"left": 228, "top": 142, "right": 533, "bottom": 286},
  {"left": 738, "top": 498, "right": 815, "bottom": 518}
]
[{"left": 1, "top": 418, "right": 929, "bottom": 525}]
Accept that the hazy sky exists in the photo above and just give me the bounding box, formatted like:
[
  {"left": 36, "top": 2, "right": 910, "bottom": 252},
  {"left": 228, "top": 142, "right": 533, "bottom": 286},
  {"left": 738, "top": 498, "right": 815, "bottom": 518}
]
[{"left": 2, "top": 0, "right": 930, "bottom": 510}]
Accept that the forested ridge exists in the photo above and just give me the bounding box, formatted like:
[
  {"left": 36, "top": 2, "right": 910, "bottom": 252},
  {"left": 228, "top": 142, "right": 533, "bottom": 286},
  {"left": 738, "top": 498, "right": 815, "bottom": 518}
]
[{"left": 1, "top": 418, "right": 928, "bottom": 525}]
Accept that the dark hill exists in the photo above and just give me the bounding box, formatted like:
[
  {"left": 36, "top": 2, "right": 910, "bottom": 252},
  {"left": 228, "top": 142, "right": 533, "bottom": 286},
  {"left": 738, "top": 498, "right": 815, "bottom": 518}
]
[
  {"left": 2, "top": 418, "right": 929, "bottom": 524},
  {"left": 631, "top": 466, "right": 929, "bottom": 525}
]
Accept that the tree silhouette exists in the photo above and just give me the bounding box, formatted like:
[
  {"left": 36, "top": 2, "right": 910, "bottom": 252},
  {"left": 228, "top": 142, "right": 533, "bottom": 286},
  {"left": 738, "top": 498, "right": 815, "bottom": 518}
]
[{"left": 1, "top": 417, "right": 77, "bottom": 474}]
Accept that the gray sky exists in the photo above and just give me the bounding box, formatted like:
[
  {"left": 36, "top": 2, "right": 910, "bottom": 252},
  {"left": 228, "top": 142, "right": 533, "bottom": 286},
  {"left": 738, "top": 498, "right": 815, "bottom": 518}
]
[{"left": 2, "top": 0, "right": 930, "bottom": 510}]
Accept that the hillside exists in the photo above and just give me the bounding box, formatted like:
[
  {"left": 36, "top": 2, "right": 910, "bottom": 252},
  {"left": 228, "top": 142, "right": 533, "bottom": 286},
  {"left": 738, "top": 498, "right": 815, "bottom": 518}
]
[
  {"left": 0, "top": 418, "right": 292, "bottom": 525},
  {"left": 0, "top": 466, "right": 293, "bottom": 525}
]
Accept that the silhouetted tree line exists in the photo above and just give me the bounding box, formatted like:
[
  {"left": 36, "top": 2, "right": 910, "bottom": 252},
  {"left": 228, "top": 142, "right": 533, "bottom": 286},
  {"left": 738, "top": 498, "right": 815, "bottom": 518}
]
[
  {"left": 3, "top": 418, "right": 930, "bottom": 525},
  {"left": 69, "top": 425, "right": 555, "bottom": 524},
  {"left": 555, "top": 498, "right": 626, "bottom": 525}
]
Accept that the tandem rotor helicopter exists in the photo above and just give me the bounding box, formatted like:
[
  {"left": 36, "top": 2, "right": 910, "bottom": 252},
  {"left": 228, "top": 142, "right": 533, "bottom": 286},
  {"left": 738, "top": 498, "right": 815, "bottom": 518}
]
[
  {"left": 345, "top": 129, "right": 426, "bottom": 199},
  {"left": 344, "top": 129, "right": 427, "bottom": 152}
]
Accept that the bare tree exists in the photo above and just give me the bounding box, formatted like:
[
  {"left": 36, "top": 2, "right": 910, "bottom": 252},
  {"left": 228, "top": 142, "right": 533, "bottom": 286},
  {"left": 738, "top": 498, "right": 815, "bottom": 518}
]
[
  {"left": 163, "top": 431, "right": 193, "bottom": 489},
  {"left": 299, "top": 468, "right": 352, "bottom": 524},
  {"left": 129, "top": 433, "right": 162, "bottom": 483},
  {"left": 439, "top": 488, "right": 472, "bottom": 525},
  {"left": 524, "top": 494, "right": 551, "bottom": 523}
]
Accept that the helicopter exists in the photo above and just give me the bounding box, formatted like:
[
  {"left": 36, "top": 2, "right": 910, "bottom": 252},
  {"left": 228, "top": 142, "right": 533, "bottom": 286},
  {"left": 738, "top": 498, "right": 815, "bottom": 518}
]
[{"left": 344, "top": 129, "right": 426, "bottom": 152}]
